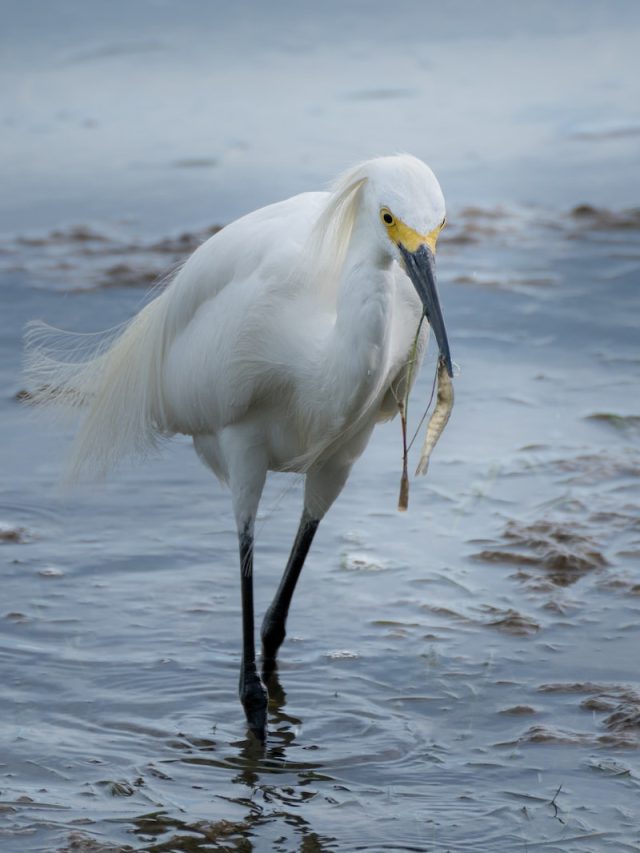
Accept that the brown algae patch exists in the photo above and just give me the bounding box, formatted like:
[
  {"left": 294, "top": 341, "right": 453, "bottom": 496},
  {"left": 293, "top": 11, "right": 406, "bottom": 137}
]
[
  {"left": 536, "top": 683, "right": 640, "bottom": 745},
  {"left": 16, "top": 225, "right": 109, "bottom": 246},
  {"left": 499, "top": 705, "right": 538, "bottom": 716},
  {"left": 512, "top": 722, "right": 640, "bottom": 749},
  {"left": 549, "top": 451, "right": 640, "bottom": 484},
  {"left": 4, "top": 612, "right": 29, "bottom": 623},
  {"left": 473, "top": 520, "right": 608, "bottom": 586},
  {"left": 2, "top": 223, "right": 223, "bottom": 291},
  {"left": 586, "top": 413, "right": 640, "bottom": 435},
  {"left": 537, "top": 682, "right": 629, "bottom": 695},
  {"left": 452, "top": 271, "right": 556, "bottom": 291},
  {"left": 517, "top": 725, "right": 586, "bottom": 745},
  {"left": 603, "top": 704, "right": 640, "bottom": 733},
  {"left": 0, "top": 524, "right": 29, "bottom": 543},
  {"left": 479, "top": 605, "right": 539, "bottom": 636},
  {"left": 420, "top": 602, "right": 539, "bottom": 636},
  {"left": 147, "top": 227, "right": 222, "bottom": 253},
  {"left": 440, "top": 205, "right": 514, "bottom": 247},
  {"left": 98, "top": 263, "right": 162, "bottom": 289},
  {"left": 58, "top": 833, "right": 135, "bottom": 852},
  {"left": 569, "top": 204, "right": 640, "bottom": 231}
]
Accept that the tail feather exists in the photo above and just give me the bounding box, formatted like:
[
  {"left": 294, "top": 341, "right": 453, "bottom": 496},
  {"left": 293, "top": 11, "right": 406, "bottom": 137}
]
[{"left": 24, "top": 291, "right": 172, "bottom": 481}]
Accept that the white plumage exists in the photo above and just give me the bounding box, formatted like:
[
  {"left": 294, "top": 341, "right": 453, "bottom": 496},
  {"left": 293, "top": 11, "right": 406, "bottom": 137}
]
[{"left": 25, "top": 153, "right": 452, "bottom": 740}]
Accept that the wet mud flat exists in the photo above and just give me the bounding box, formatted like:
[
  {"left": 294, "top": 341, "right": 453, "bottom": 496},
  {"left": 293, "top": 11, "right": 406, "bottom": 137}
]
[{"left": 1, "top": 206, "right": 640, "bottom": 852}]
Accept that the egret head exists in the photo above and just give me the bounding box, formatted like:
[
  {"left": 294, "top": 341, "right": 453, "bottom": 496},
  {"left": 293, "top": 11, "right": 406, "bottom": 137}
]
[{"left": 365, "top": 155, "right": 452, "bottom": 376}]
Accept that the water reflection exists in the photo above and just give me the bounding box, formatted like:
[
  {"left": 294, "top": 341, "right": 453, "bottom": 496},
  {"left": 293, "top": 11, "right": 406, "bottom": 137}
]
[
  {"left": 128, "top": 701, "right": 338, "bottom": 852},
  {"left": 130, "top": 809, "right": 336, "bottom": 852}
]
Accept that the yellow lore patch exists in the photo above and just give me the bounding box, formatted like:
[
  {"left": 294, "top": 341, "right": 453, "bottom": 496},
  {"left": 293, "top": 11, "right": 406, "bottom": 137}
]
[{"left": 380, "top": 208, "right": 444, "bottom": 253}]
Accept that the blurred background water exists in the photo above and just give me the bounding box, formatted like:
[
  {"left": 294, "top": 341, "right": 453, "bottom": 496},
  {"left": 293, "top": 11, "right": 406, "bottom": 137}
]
[
  {"left": 3, "top": 0, "right": 640, "bottom": 233},
  {"left": 1, "top": 2, "right": 640, "bottom": 851}
]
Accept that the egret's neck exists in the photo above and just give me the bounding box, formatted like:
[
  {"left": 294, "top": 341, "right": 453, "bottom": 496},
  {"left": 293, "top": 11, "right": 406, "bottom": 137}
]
[{"left": 326, "top": 213, "right": 395, "bottom": 415}]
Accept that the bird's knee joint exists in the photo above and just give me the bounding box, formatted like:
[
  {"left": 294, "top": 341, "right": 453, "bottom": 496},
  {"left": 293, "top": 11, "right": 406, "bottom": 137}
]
[
  {"left": 261, "top": 613, "right": 286, "bottom": 651},
  {"left": 239, "top": 668, "right": 266, "bottom": 704}
]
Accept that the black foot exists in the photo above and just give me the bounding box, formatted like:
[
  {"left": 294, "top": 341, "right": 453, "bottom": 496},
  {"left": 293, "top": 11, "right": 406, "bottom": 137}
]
[{"left": 239, "top": 669, "right": 268, "bottom": 742}]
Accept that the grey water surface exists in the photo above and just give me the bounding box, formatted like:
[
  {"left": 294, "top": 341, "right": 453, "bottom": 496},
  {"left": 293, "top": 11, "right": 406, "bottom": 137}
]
[{"left": 1, "top": 3, "right": 640, "bottom": 851}]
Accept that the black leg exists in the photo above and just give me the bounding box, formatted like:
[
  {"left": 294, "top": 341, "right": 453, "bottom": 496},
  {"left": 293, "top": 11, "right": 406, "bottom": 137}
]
[
  {"left": 261, "top": 511, "right": 319, "bottom": 677},
  {"left": 238, "top": 524, "right": 268, "bottom": 741}
]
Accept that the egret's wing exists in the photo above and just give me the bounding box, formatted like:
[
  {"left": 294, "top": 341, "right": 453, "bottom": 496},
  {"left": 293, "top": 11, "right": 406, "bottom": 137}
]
[
  {"left": 160, "top": 192, "right": 332, "bottom": 436},
  {"left": 162, "top": 191, "right": 328, "bottom": 336},
  {"left": 24, "top": 191, "right": 328, "bottom": 479}
]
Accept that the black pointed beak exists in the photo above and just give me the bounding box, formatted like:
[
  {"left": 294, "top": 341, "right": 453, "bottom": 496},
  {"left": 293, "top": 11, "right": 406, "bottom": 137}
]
[{"left": 399, "top": 243, "right": 453, "bottom": 378}]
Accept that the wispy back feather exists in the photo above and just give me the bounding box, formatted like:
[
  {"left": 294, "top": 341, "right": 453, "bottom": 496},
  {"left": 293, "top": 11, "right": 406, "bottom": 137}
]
[{"left": 24, "top": 287, "right": 173, "bottom": 482}]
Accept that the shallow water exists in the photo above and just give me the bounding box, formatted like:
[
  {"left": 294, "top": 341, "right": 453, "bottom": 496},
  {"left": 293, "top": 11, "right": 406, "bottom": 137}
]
[
  {"left": 2, "top": 3, "right": 640, "bottom": 852},
  {"left": 2, "top": 204, "right": 640, "bottom": 852}
]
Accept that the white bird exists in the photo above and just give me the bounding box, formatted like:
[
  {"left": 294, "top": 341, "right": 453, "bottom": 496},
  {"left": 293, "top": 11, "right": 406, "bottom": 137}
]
[{"left": 25, "top": 154, "right": 453, "bottom": 741}]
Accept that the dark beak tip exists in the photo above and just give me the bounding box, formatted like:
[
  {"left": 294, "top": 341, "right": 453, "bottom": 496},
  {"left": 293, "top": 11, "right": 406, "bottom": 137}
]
[
  {"left": 400, "top": 243, "right": 453, "bottom": 379},
  {"left": 447, "top": 361, "right": 454, "bottom": 380},
  {"left": 441, "top": 352, "right": 454, "bottom": 379}
]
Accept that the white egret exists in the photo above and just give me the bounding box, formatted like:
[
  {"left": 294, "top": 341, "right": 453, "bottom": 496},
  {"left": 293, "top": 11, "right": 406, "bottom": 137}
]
[{"left": 25, "top": 154, "right": 453, "bottom": 741}]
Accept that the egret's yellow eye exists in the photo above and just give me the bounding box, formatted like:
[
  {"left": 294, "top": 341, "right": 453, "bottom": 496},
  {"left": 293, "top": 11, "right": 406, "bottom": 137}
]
[{"left": 380, "top": 208, "right": 395, "bottom": 226}]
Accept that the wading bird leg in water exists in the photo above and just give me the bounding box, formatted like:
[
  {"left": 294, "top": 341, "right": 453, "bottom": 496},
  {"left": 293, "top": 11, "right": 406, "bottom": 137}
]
[
  {"left": 238, "top": 522, "right": 268, "bottom": 740},
  {"left": 227, "top": 429, "right": 269, "bottom": 740},
  {"left": 261, "top": 510, "right": 320, "bottom": 679},
  {"left": 261, "top": 462, "right": 350, "bottom": 682}
]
